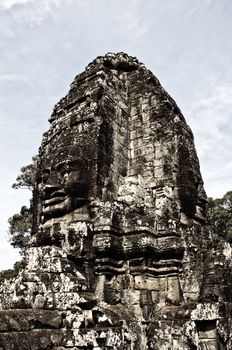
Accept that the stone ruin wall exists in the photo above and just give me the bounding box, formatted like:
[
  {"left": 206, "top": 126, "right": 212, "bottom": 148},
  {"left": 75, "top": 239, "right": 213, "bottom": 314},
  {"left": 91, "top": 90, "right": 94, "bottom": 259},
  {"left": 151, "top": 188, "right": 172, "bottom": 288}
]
[{"left": 0, "top": 53, "right": 232, "bottom": 350}]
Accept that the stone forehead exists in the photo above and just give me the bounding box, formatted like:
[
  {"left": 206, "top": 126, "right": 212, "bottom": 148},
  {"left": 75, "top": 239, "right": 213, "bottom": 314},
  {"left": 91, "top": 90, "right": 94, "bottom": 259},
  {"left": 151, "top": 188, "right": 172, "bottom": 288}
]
[{"left": 42, "top": 158, "right": 88, "bottom": 171}]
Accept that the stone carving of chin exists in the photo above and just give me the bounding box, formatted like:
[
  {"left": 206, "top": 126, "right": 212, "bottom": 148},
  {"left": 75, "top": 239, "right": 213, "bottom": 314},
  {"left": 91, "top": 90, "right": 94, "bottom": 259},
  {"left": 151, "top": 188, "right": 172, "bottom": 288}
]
[{"left": 38, "top": 159, "right": 89, "bottom": 223}]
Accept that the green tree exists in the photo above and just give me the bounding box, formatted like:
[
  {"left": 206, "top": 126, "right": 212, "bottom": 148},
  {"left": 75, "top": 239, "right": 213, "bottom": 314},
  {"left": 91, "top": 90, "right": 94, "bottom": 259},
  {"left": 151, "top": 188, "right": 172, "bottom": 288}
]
[
  {"left": 8, "top": 205, "right": 33, "bottom": 254},
  {"left": 207, "top": 191, "right": 232, "bottom": 244},
  {"left": 12, "top": 155, "right": 38, "bottom": 190},
  {"left": 0, "top": 260, "right": 25, "bottom": 283},
  {"left": 8, "top": 156, "right": 38, "bottom": 254},
  {"left": 0, "top": 158, "right": 37, "bottom": 281}
]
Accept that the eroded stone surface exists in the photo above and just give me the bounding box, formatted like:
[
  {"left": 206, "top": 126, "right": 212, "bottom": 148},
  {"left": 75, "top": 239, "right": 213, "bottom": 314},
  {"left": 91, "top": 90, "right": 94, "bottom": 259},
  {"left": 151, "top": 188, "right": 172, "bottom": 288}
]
[{"left": 0, "top": 52, "right": 231, "bottom": 349}]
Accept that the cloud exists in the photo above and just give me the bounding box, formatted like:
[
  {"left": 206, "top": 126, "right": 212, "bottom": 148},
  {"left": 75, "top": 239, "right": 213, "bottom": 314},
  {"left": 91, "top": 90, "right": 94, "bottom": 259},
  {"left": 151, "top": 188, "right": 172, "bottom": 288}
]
[
  {"left": 0, "top": 73, "right": 27, "bottom": 81},
  {"left": 0, "top": 0, "right": 30, "bottom": 10},
  {"left": 0, "top": 246, "right": 20, "bottom": 269},
  {"left": 0, "top": 0, "right": 69, "bottom": 10},
  {"left": 0, "top": 0, "right": 74, "bottom": 25},
  {"left": 190, "top": 84, "right": 232, "bottom": 151},
  {"left": 187, "top": 83, "right": 232, "bottom": 198}
]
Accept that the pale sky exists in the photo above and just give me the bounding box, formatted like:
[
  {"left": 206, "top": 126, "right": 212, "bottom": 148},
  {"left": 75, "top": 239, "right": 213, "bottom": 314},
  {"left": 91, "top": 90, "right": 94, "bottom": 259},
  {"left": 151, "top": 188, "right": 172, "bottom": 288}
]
[{"left": 0, "top": 0, "right": 231, "bottom": 269}]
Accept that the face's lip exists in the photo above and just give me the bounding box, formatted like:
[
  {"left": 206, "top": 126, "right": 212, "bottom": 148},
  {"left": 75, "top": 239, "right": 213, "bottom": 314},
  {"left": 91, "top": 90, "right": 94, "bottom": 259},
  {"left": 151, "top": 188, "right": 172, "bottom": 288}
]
[
  {"left": 42, "top": 189, "right": 66, "bottom": 201},
  {"left": 43, "top": 195, "right": 68, "bottom": 207},
  {"left": 42, "top": 197, "right": 71, "bottom": 215},
  {"left": 50, "top": 190, "right": 66, "bottom": 198}
]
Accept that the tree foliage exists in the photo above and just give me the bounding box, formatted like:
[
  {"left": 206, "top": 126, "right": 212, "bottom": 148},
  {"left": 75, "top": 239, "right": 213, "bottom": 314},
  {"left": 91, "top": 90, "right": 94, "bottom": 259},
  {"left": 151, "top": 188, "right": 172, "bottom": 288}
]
[
  {"left": 207, "top": 191, "right": 232, "bottom": 244},
  {"left": 8, "top": 205, "right": 33, "bottom": 254},
  {"left": 8, "top": 156, "right": 38, "bottom": 254},
  {"left": 0, "top": 260, "right": 25, "bottom": 283},
  {"left": 12, "top": 155, "right": 38, "bottom": 190}
]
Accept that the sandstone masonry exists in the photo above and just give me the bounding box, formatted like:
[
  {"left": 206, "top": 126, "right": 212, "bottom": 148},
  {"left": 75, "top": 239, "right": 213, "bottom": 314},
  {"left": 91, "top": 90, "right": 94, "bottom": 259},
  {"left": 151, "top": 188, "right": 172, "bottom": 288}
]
[{"left": 0, "top": 53, "right": 231, "bottom": 349}]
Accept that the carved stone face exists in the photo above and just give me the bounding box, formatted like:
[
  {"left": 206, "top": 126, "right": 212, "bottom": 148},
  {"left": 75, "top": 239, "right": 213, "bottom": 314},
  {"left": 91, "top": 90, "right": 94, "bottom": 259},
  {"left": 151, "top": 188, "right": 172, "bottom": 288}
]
[{"left": 38, "top": 158, "right": 89, "bottom": 222}]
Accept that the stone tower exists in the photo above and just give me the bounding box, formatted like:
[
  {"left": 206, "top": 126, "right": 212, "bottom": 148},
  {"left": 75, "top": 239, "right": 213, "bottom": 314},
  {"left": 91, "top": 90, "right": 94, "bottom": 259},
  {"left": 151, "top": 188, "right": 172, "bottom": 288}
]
[{"left": 0, "top": 53, "right": 231, "bottom": 349}]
